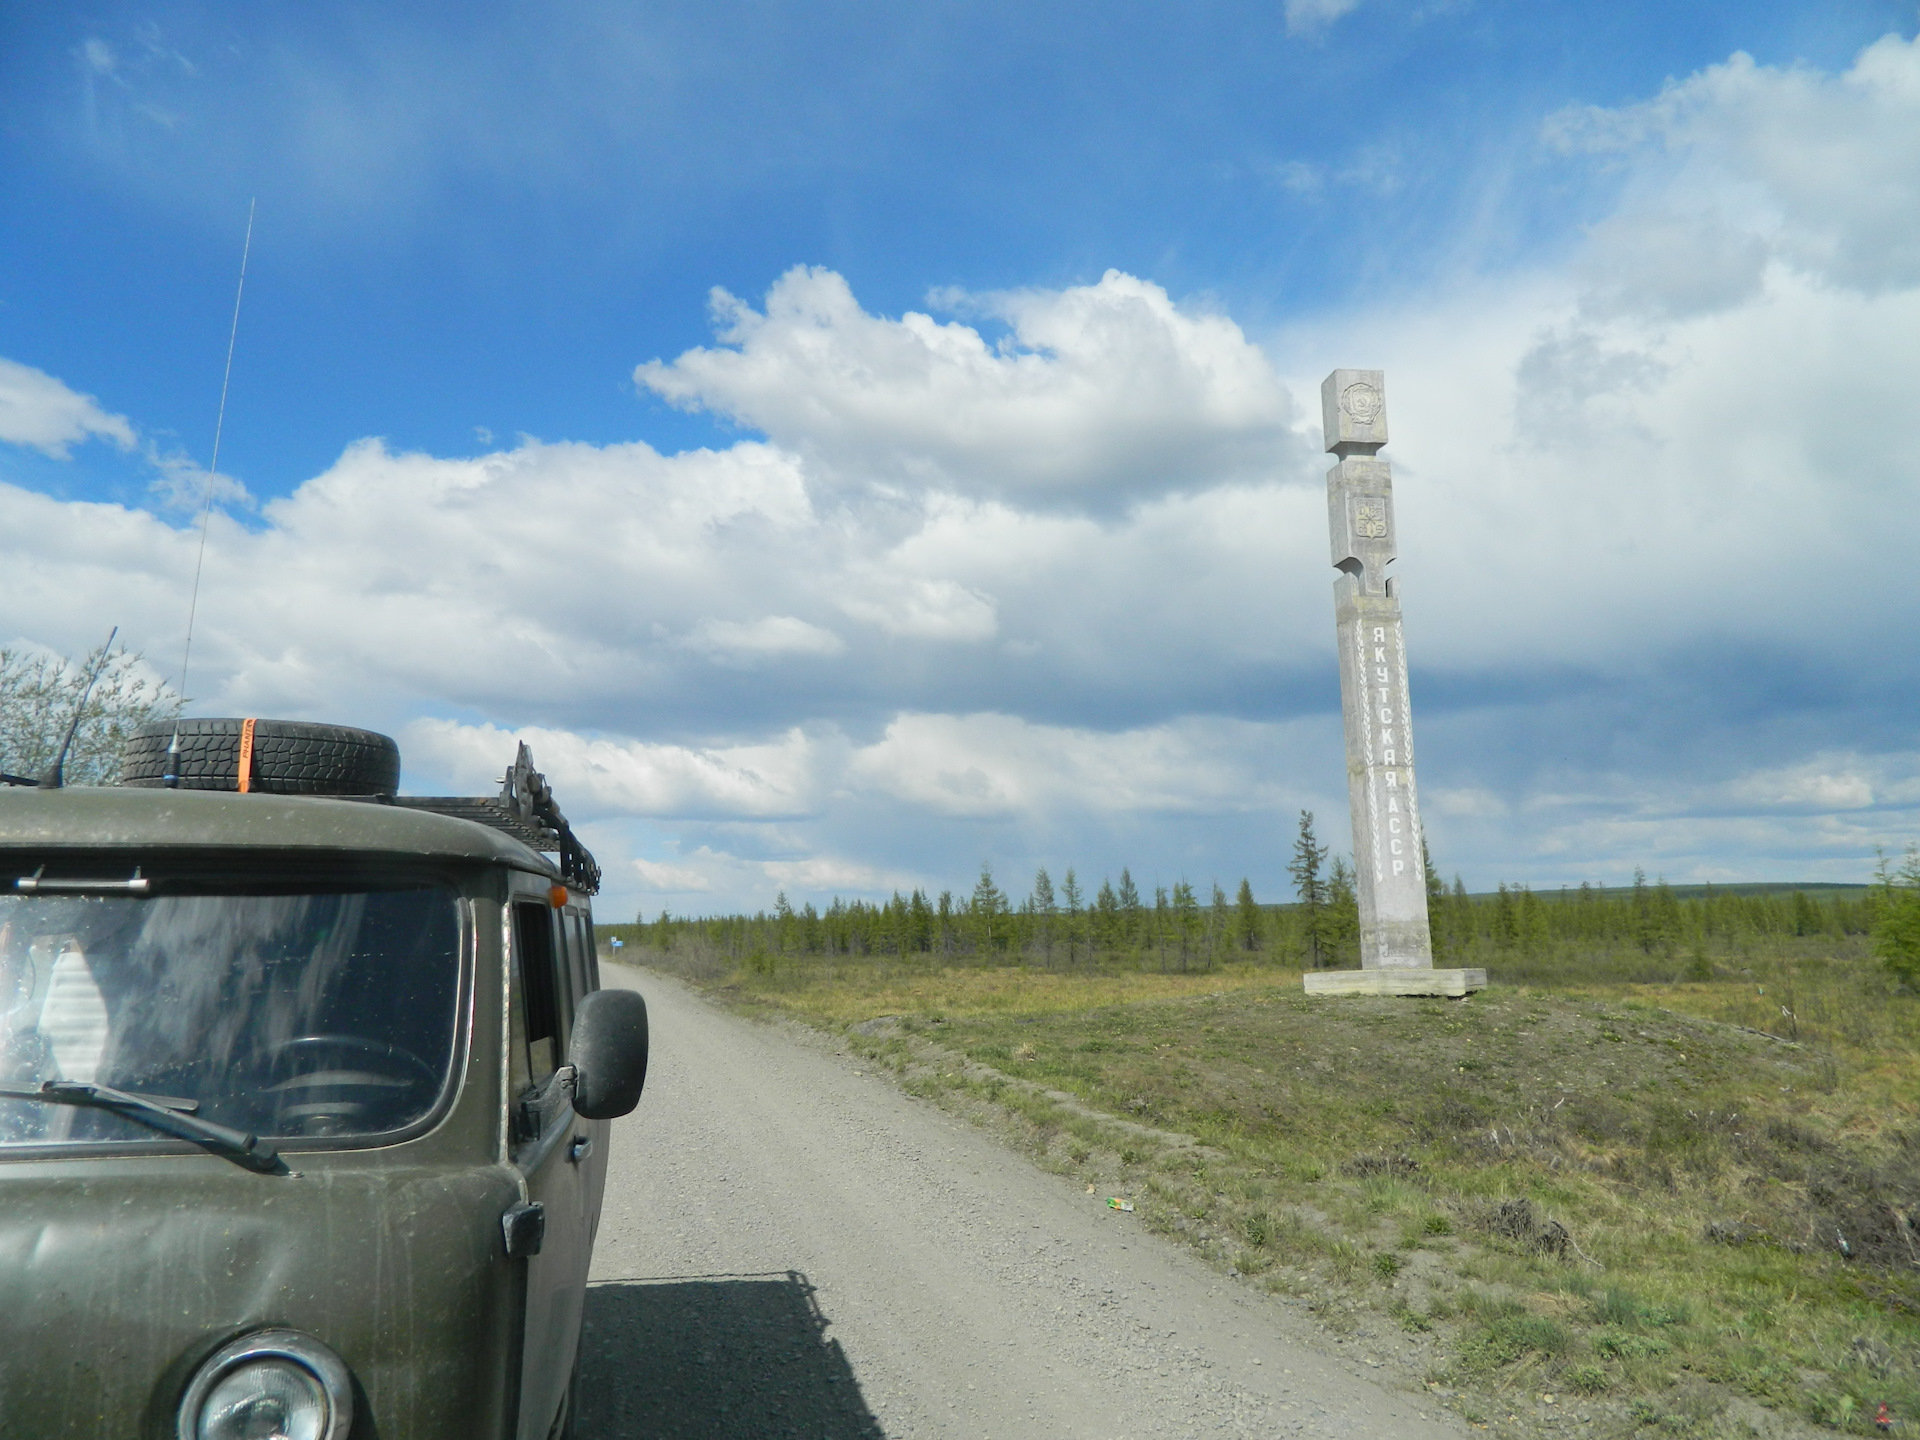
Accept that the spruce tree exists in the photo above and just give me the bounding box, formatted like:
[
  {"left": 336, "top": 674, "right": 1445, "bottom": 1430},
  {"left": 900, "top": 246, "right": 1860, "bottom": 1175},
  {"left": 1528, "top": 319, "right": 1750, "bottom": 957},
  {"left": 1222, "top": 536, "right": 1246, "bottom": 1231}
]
[
  {"left": 1061, "top": 868, "right": 1084, "bottom": 965},
  {"left": 1210, "top": 882, "right": 1229, "bottom": 969},
  {"left": 909, "top": 889, "right": 934, "bottom": 953},
  {"left": 971, "top": 863, "right": 1008, "bottom": 953},
  {"left": 1095, "top": 877, "right": 1118, "bottom": 953},
  {"left": 1872, "top": 847, "right": 1920, "bottom": 988},
  {"left": 1234, "top": 877, "right": 1261, "bottom": 952},
  {"left": 1519, "top": 884, "right": 1548, "bottom": 954},
  {"left": 1171, "top": 880, "right": 1199, "bottom": 970},
  {"left": 1031, "top": 867, "right": 1056, "bottom": 913},
  {"left": 1494, "top": 882, "right": 1517, "bottom": 949},
  {"left": 1288, "top": 810, "right": 1330, "bottom": 968},
  {"left": 1631, "top": 867, "right": 1654, "bottom": 952},
  {"left": 1327, "top": 856, "right": 1359, "bottom": 963},
  {"left": 1652, "top": 877, "right": 1681, "bottom": 955},
  {"left": 1422, "top": 837, "right": 1445, "bottom": 960},
  {"left": 1118, "top": 868, "right": 1142, "bottom": 947},
  {"left": 1031, "top": 868, "right": 1057, "bottom": 967},
  {"left": 774, "top": 891, "right": 796, "bottom": 954}
]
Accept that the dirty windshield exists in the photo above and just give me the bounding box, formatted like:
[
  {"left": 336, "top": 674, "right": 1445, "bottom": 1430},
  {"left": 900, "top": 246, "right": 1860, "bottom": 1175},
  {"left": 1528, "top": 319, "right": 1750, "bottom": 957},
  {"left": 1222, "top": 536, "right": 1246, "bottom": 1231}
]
[{"left": 0, "top": 885, "right": 461, "bottom": 1148}]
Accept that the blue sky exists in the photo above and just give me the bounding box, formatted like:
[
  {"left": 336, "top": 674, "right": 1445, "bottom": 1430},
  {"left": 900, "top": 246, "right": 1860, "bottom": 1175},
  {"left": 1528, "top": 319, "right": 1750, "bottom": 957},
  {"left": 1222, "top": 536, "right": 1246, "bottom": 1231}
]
[{"left": 3, "top": 1, "right": 1919, "bottom": 918}]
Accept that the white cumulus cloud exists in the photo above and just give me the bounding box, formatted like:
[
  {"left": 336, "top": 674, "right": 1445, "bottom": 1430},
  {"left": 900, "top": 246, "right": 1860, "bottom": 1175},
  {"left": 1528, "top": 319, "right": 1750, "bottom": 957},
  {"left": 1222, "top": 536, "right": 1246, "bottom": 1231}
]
[
  {"left": 857, "top": 712, "right": 1307, "bottom": 820},
  {"left": 683, "top": 615, "right": 846, "bottom": 662},
  {"left": 631, "top": 858, "right": 713, "bottom": 892},
  {"left": 404, "top": 719, "right": 821, "bottom": 820},
  {"left": 1547, "top": 33, "right": 1920, "bottom": 299},
  {"left": 0, "top": 358, "right": 136, "bottom": 458},
  {"left": 637, "top": 266, "right": 1303, "bottom": 509}
]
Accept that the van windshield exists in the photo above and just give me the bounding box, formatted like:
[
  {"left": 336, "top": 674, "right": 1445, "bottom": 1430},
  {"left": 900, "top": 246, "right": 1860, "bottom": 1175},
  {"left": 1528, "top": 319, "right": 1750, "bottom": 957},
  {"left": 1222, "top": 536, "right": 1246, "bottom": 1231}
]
[{"left": 0, "top": 887, "right": 462, "bottom": 1149}]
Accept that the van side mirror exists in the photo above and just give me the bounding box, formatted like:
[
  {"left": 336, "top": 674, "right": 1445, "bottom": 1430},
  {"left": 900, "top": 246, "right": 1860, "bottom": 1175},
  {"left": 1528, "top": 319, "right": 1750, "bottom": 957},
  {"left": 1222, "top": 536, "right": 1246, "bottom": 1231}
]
[{"left": 569, "top": 989, "right": 648, "bottom": 1119}]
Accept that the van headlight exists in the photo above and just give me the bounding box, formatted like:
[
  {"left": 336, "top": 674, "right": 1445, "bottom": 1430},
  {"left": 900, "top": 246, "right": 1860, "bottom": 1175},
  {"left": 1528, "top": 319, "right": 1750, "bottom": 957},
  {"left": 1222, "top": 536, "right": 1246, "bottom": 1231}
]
[{"left": 177, "top": 1329, "right": 353, "bottom": 1440}]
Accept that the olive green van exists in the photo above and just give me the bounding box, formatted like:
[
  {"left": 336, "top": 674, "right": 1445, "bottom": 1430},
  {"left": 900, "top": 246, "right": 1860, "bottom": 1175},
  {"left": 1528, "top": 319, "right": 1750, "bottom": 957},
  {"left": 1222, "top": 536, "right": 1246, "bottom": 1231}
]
[{"left": 0, "top": 722, "right": 646, "bottom": 1439}]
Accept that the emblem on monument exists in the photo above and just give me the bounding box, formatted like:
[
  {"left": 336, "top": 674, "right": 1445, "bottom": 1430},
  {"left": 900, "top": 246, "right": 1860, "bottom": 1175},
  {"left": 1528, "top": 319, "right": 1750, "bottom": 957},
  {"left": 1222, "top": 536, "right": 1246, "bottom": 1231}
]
[
  {"left": 1339, "top": 382, "right": 1383, "bottom": 426},
  {"left": 1352, "top": 499, "right": 1389, "bottom": 540}
]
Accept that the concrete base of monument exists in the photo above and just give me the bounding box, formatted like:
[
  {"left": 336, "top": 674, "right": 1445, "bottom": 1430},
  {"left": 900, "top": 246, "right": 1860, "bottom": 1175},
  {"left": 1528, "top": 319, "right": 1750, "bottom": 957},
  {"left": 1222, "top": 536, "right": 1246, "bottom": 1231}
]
[{"left": 1303, "top": 968, "right": 1488, "bottom": 998}]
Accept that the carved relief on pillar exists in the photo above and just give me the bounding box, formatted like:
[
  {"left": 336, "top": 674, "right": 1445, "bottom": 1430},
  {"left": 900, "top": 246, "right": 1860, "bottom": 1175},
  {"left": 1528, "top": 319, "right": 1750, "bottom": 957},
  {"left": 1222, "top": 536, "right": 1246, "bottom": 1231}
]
[{"left": 1326, "top": 457, "right": 1396, "bottom": 592}]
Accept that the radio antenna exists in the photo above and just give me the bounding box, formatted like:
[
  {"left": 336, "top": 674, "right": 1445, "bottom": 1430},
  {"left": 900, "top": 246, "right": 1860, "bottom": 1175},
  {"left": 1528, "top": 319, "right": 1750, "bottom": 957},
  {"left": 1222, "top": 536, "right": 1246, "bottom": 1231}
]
[
  {"left": 166, "top": 198, "right": 254, "bottom": 787},
  {"left": 177, "top": 195, "right": 255, "bottom": 711},
  {"left": 38, "top": 626, "right": 120, "bottom": 789}
]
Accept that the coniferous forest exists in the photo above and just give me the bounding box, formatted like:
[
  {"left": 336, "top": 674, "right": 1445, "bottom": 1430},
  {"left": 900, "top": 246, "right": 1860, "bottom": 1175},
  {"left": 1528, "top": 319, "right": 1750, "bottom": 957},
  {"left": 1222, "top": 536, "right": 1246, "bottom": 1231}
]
[{"left": 617, "top": 811, "right": 1914, "bottom": 988}]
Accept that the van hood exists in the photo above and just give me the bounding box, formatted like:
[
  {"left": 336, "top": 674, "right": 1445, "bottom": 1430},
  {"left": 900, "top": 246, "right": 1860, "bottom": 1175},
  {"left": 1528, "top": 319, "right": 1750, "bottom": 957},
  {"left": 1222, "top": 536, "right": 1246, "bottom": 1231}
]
[{"left": 0, "top": 1155, "right": 521, "bottom": 1439}]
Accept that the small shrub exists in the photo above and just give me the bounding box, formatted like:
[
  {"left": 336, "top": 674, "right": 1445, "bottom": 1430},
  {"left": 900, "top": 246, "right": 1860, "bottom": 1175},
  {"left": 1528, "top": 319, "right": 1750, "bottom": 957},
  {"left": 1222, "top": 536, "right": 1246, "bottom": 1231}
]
[
  {"left": 1460, "top": 1313, "right": 1572, "bottom": 1371},
  {"left": 1119, "top": 1146, "right": 1143, "bottom": 1165},
  {"left": 1591, "top": 1287, "right": 1647, "bottom": 1326},
  {"left": 1243, "top": 1209, "right": 1273, "bottom": 1248},
  {"left": 1480, "top": 1196, "right": 1572, "bottom": 1256},
  {"left": 1328, "top": 1240, "right": 1365, "bottom": 1282},
  {"left": 1424, "top": 1213, "right": 1454, "bottom": 1235},
  {"left": 1592, "top": 1286, "right": 1689, "bottom": 1329},
  {"left": 1371, "top": 1252, "right": 1402, "bottom": 1279},
  {"left": 1594, "top": 1330, "right": 1671, "bottom": 1360},
  {"left": 1809, "top": 1392, "right": 1861, "bottom": 1428},
  {"left": 1564, "top": 1363, "right": 1609, "bottom": 1394}
]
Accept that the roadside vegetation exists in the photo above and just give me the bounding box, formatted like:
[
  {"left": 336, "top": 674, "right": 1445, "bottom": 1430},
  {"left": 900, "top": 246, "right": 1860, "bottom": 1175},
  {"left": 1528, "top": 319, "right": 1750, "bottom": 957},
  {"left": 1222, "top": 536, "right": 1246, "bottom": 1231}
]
[
  {"left": 616, "top": 832, "right": 1920, "bottom": 1438},
  {"left": 0, "top": 638, "right": 179, "bottom": 785}
]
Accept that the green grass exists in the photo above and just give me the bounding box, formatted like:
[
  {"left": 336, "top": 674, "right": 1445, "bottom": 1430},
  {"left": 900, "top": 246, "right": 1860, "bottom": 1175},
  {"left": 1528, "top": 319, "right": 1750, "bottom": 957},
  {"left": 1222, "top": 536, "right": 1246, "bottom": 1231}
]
[{"left": 630, "top": 937, "right": 1920, "bottom": 1436}]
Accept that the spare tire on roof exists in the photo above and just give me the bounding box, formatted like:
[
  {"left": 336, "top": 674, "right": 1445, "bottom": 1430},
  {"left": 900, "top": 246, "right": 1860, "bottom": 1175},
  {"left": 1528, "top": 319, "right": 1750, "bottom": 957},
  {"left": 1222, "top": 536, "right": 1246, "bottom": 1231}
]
[{"left": 119, "top": 719, "right": 401, "bottom": 796}]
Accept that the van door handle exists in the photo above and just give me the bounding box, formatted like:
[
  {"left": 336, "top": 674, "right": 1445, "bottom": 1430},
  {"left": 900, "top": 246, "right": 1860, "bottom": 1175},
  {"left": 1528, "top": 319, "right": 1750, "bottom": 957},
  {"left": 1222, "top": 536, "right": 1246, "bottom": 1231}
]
[
  {"left": 502, "top": 1201, "right": 545, "bottom": 1257},
  {"left": 568, "top": 1135, "right": 593, "bottom": 1164}
]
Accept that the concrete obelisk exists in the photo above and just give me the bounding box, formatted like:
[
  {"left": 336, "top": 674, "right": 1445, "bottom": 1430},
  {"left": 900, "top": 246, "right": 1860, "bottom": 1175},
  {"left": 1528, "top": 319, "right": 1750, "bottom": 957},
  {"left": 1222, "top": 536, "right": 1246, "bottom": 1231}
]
[{"left": 1305, "top": 369, "right": 1484, "bottom": 997}]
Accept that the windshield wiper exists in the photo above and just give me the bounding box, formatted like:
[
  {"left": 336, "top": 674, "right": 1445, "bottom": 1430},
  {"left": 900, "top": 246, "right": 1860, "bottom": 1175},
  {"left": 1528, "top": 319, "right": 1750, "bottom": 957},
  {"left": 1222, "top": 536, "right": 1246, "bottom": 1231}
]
[{"left": 0, "top": 1080, "right": 290, "bottom": 1176}]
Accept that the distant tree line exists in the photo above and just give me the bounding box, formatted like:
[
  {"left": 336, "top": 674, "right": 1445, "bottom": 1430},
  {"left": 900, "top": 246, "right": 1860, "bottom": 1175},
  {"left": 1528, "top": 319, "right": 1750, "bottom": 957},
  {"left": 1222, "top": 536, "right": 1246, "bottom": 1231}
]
[
  {"left": 639, "top": 861, "right": 1273, "bottom": 974},
  {"left": 629, "top": 811, "right": 1917, "bottom": 988}
]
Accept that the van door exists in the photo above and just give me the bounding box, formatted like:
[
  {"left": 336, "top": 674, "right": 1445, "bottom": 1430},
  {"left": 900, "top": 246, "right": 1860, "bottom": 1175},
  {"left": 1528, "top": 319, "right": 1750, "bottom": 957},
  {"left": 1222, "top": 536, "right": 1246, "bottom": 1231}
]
[
  {"left": 562, "top": 906, "right": 610, "bottom": 1244},
  {"left": 508, "top": 892, "right": 590, "bottom": 1440}
]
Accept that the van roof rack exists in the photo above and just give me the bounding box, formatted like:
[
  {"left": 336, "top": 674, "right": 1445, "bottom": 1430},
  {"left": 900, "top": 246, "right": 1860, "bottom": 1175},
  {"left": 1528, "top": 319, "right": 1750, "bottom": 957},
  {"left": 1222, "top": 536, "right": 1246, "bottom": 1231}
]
[{"left": 391, "top": 743, "right": 601, "bottom": 893}]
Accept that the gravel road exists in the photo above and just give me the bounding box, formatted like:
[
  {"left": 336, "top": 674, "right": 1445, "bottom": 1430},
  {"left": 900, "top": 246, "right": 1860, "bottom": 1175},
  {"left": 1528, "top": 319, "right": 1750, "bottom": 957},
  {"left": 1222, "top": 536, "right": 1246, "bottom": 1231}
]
[{"left": 579, "top": 965, "right": 1471, "bottom": 1438}]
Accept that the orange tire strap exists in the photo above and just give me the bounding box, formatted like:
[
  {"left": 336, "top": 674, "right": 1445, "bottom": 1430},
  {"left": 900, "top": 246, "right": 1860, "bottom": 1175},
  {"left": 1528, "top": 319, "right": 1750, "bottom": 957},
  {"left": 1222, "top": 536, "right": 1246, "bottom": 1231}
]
[{"left": 237, "top": 717, "right": 257, "bottom": 794}]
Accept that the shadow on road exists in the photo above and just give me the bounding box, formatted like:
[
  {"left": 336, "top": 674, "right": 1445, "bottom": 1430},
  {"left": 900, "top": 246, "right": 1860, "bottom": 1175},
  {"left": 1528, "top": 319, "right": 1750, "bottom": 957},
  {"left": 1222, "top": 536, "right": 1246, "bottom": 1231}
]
[{"left": 575, "top": 1272, "right": 888, "bottom": 1439}]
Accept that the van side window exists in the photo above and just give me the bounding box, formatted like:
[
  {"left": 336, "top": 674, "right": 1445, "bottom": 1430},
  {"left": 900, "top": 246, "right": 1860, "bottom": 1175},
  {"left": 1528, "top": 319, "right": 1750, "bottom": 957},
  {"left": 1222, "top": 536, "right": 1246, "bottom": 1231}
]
[
  {"left": 577, "top": 915, "right": 601, "bottom": 991},
  {"left": 511, "top": 901, "right": 560, "bottom": 1085},
  {"left": 566, "top": 915, "right": 593, "bottom": 1003}
]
